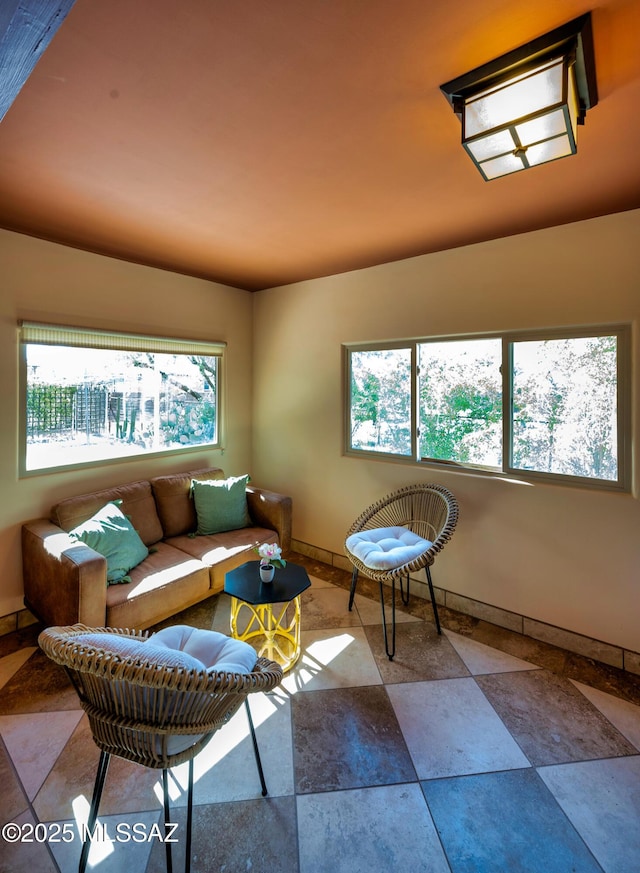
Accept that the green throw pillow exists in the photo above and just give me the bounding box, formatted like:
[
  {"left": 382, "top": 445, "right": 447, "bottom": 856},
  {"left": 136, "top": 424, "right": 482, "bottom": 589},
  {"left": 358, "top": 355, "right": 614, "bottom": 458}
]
[
  {"left": 69, "top": 501, "right": 149, "bottom": 585},
  {"left": 191, "top": 475, "right": 251, "bottom": 535}
]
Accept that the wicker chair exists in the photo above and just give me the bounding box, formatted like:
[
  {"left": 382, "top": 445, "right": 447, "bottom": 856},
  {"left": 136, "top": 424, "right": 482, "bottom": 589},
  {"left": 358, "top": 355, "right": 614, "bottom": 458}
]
[
  {"left": 39, "top": 624, "right": 283, "bottom": 873},
  {"left": 345, "top": 484, "right": 458, "bottom": 659}
]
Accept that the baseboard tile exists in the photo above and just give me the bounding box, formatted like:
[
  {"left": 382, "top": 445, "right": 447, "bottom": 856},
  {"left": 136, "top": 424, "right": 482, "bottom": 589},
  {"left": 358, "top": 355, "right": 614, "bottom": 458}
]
[
  {"left": 523, "top": 617, "right": 624, "bottom": 670},
  {"left": 291, "top": 540, "right": 639, "bottom": 676},
  {"left": 0, "top": 607, "right": 38, "bottom": 637},
  {"left": 624, "top": 650, "right": 640, "bottom": 676},
  {"left": 291, "top": 539, "right": 335, "bottom": 567},
  {"left": 0, "top": 613, "right": 16, "bottom": 637}
]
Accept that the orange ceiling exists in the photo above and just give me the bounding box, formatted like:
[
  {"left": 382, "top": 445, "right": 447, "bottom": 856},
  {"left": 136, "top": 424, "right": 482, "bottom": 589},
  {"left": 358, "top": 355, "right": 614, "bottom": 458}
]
[{"left": 0, "top": 0, "right": 639, "bottom": 291}]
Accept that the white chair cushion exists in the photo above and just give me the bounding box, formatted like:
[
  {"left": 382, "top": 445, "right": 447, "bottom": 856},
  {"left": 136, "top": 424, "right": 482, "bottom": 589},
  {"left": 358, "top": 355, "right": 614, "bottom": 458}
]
[
  {"left": 149, "top": 625, "right": 257, "bottom": 674},
  {"left": 345, "top": 526, "right": 432, "bottom": 571},
  {"left": 73, "top": 632, "right": 205, "bottom": 671}
]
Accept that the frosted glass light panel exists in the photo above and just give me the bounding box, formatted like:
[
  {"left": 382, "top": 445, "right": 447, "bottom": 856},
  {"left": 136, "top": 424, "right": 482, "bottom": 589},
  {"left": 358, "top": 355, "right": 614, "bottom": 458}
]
[
  {"left": 463, "top": 57, "right": 579, "bottom": 180},
  {"left": 418, "top": 339, "right": 502, "bottom": 467},
  {"left": 349, "top": 347, "right": 412, "bottom": 456},
  {"left": 511, "top": 336, "right": 618, "bottom": 481}
]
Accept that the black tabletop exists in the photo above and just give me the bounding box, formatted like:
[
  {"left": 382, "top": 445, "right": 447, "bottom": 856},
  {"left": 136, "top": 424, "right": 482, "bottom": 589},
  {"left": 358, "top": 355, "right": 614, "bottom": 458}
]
[{"left": 224, "top": 560, "right": 311, "bottom": 605}]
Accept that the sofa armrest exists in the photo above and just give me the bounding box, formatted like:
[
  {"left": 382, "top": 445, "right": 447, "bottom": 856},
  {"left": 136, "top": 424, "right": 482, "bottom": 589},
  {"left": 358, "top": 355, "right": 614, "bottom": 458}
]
[
  {"left": 22, "top": 519, "right": 108, "bottom": 628},
  {"left": 246, "top": 487, "right": 292, "bottom": 553}
]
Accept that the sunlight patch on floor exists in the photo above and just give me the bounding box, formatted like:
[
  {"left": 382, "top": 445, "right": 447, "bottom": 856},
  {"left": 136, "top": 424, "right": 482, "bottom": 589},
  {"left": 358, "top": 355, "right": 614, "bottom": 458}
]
[{"left": 71, "top": 794, "right": 115, "bottom": 867}]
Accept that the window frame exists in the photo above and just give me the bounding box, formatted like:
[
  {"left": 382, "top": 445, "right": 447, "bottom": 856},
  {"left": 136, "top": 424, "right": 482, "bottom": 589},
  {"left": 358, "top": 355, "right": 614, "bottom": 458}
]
[
  {"left": 344, "top": 323, "right": 631, "bottom": 492},
  {"left": 19, "top": 321, "right": 226, "bottom": 477}
]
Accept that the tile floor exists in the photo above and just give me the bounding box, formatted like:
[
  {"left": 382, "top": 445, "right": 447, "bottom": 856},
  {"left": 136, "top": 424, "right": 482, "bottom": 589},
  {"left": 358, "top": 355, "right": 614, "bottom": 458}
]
[{"left": 1, "top": 556, "right": 639, "bottom": 873}]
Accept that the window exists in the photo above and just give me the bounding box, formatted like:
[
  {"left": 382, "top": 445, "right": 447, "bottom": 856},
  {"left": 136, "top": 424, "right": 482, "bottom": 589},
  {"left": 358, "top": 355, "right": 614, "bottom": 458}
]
[
  {"left": 345, "top": 325, "right": 630, "bottom": 490},
  {"left": 19, "top": 322, "right": 225, "bottom": 474},
  {"left": 350, "top": 347, "right": 412, "bottom": 456},
  {"left": 419, "top": 338, "right": 502, "bottom": 467}
]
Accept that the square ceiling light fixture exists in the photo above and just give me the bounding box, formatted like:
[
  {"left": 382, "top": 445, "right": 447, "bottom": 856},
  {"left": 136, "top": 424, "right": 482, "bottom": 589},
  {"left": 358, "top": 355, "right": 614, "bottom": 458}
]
[{"left": 440, "top": 13, "right": 598, "bottom": 181}]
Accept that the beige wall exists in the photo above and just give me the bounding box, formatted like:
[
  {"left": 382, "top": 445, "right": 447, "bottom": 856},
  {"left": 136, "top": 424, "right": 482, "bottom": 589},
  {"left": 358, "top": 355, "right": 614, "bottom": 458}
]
[
  {"left": 0, "top": 229, "right": 254, "bottom": 617},
  {"left": 252, "top": 209, "right": 640, "bottom": 653}
]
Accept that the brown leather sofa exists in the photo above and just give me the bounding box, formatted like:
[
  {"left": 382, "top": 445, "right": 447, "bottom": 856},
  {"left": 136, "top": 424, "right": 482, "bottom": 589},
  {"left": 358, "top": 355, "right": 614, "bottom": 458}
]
[{"left": 22, "top": 467, "right": 291, "bottom": 630}]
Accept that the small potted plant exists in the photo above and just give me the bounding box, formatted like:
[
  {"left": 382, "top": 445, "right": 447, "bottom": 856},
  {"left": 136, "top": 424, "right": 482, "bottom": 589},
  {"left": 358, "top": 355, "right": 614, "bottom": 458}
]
[{"left": 255, "top": 542, "right": 286, "bottom": 583}]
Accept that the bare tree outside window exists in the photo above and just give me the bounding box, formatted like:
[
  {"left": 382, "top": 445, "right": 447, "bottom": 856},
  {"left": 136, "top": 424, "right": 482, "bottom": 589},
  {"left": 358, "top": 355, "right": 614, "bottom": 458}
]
[{"left": 512, "top": 336, "right": 617, "bottom": 480}]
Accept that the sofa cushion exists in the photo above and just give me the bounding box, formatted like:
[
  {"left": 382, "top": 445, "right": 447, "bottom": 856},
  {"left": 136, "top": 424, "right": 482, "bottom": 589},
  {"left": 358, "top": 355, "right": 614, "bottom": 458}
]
[
  {"left": 150, "top": 467, "right": 225, "bottom": 537},
  {"left": 69, "top": 502, "right": 149, "bottom": 585},
  {"left": 192, "top": 475, "right": 251, "bottom": 535},
  {"left": 166, "top": 527, "right": 276, "bottom": 567},
  {"left": 166, "top": 526, "right": 278, "bottom": 589},
  {"left": 106, "top": 541, "right": 211, "bottom": 630},
  {"left": 51, "top": 479, "right": 163, "bottom": 547}
]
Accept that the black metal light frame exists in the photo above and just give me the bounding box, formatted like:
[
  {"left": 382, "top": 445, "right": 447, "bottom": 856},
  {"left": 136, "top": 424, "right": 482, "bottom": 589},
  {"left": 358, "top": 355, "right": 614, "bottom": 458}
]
[{"left": 440, "top": 13, "right": 598, "bottom": 180}]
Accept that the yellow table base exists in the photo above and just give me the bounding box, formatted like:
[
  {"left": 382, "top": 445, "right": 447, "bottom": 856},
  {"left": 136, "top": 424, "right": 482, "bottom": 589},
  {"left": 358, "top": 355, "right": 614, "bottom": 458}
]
[{"left": 230, "top": 596, "right": 302, "bottom": 672}]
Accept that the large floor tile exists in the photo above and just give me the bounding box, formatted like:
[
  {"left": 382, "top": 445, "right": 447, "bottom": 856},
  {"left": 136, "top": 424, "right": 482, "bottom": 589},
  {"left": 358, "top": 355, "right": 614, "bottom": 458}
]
[
  {"left": 563, "top": 656, "right": 640, "bottom": 706},
  {"left": 292, "top": 685, "right": 415, "bottom": 793},
  {"left": 0, "top": 738, "right": 30, "bottom": 826},
  {"left": 571, "top": 680, "right": 640, "bottom": 750},
  {"left": 297, "top": 783, "right": 450, "bottom": 873},
  {"left": 0, "top": 647, "right": 37, "bottom": 691},
  {"left": 365, "top": 621, "right": 470, "bottom": 683},
  {"left": 48, "top": 810, "right": 160, "bottom": 873},
  {"left": 0, "top": 649, "right": 79, "bottom": 715},
  {"left": 0, "top": 625, "right": 41, "bottom": 660},
  {"left": 0, "top": 808, "right": 58, "bottom": 873},
  {"left": 352, "top": 592, "right": 420, "bottom": 627},
  {"left": 166, "top": 690, "right": 294, "bottom": 805},
  {"left": 476, "top": 670, "right": 637, "bottom": 765},
  {"left": 539, "top": 755, "right": 640, "bottom": 873},
  {"left": 0, "top": 710, "right": 84, "bottom": 800},
  {"left": 423, "top": 768, "right": 604, "bottom": 873},
  {"left": 146, "top": 795, "right": 298, "bottom": 873},
  {"left": 282, "top": 626, "right": 382, "bottom": 693},
  {"left": 387, "top": 677, "right": 530, "bottom": 778},
  {"left": 300, "top": 585, "right": 362, "bottom": 631},
  {"left": 306, "top": 574, "right": 337, "bottom": 589},
  {"left": 153, "top": 594, "right": 218, "bottom": 633},
  {"left": 444, "top": 629, "right": 541, "bottom": 675},
  {"left": 209, "top": 592, "right": 233, "bottom": 634},
  {"left": 462, "top": 619, "right": 573, "bottom": 669},
  {"left": 33, "top": 716, "right": 160, "bottom": 822}
]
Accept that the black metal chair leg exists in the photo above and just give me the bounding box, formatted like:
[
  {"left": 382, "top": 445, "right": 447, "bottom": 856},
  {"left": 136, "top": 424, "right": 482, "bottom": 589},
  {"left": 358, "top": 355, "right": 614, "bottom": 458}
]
[
  {"left": 426, "top": 566, "right": 441, "bottom": 634},
  {"left": 79, "top": 750, "right": 110, "bottom": 873},
  {"left": 162, "top": 769, "right": 173, "bottom": 873},
  {"left": 245, "top": 698, "right": 268, "bottom": 796},
  {"left": 379, "top": 578, "right": 396, "bottom": 660},
  {"left": 185, "top": 758, "right": 194, "bottom": 873},
  {"left": 348, "top": 566, "right": 359, "bottom": 610},
  {"left": 400, "top": 573, "right": 410, "bottom": 606}
]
